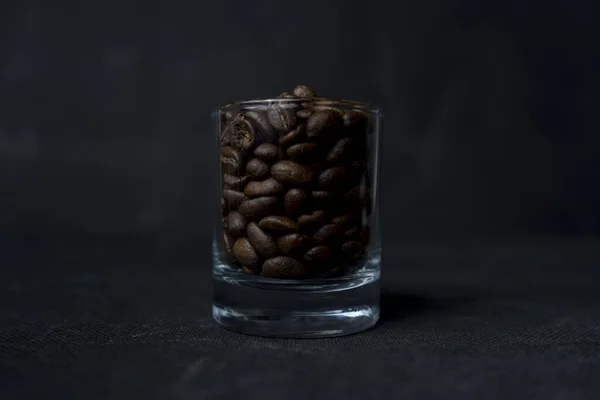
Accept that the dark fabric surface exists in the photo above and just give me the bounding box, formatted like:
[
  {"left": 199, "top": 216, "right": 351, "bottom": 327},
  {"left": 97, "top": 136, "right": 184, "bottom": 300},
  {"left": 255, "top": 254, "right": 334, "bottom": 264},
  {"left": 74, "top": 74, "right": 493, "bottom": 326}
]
[{"left": 1, "top": 235, "right": 600, "bottom": 399}]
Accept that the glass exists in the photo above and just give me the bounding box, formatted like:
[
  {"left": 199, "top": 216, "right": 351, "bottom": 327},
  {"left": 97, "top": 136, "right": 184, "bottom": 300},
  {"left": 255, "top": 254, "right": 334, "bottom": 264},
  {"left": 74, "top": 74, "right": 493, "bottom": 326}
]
[{"left": 212, "top": 97, "right": 382, "bottom": 338}]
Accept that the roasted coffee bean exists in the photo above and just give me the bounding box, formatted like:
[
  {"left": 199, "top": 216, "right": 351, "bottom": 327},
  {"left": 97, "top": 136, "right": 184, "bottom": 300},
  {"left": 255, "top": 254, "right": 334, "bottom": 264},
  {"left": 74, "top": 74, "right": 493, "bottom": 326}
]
[
  {"left": 221, "top": 146, "right": 245, "bottom": 174},
  {"left": 313, "top": 223, "right": 338, "bottom": 245},
  {"left": 292, "top": 85, "right": 317, "bottom": 98},
  {"left": 258, "top": 216, "right": 299, "bottom": 233},
  {"left": 244, "top": 177, "right": 284, "bottom": 197},
  {"left": 311, "top": 190, "right": 331, "bottom": 204},
  {"left": 332, "top": 213, "right": 358, "bottom": 230},
  {"left": 241, "top": 266, "right": 255, "bottom": 275},
  {"left": 343, "top": 225, "right": 359, "bottom": 239},
  {"left": 279, "top": 124, "right": 306, "bottom": 148},
  {"left": 246, "top": 158, "right": 270, "bottom": 179},
  {"left": 254, "top": 143, "right": 279, "bottom": 163},
  {"left": 267, "top": 104, "right": 297, "bottom": 132},
  {"left": 223, "top": 232, "right": 236, "bottom": 263},
  {"left": 227, "top": 211, "right": 247, "bottom": 238},
  {"left": 318, "top": 166, "right": 348, "bottom": 189},
  {"left": 286, "top": 142, "right": 319, "bottom": 161},
  {"left": 343, "top": 110, "right": 369, "bottom": 128},
  {"left": 284, "top": 188, "right": 307, "bottom": 215},
  {"left": 238, "top": 196, "right": 278, "bottom": 219},
  {"left": 271, "top": 160, "right": 314, "bottom": 185},
  {"left": 306, "top": 110, "right": 343, "bottom": 139},
  {"left": 247, "top": 222, "right": 277, "bottom": 257},
  {"left": 224, "top": 115, "right": 257, "bottom": 152},
  {"left": 298, "top": 210, "right": 327, "bottom": 233},
  {"left": 245, "top": 111, "right": 274, "bottom": 136},
  {"left": 277, "top": 233, "right": 309, "bottom": 255},
  {"left": 232, "top": 238, "right": 260, "bottom": 271},
  {"left": 326, "top": 137, "right": 354, "bottom": 163},
  {"left": 223, "top": 173, "right": 249, "bottom": 190},
  {"left": 262, "top": 256, "right": 307, "bottom": 278},
  {"left": 341, "top": 240, "right": 364, "bottom": 260},
  {"left": 296, "top": 108, "right": 312, "bottom": 119},
  {"left": 304, "top": 246, "right": 331, "bottom": 263},
  {"left": 222, "top": 189, "right": 248, "bottom": 210}
]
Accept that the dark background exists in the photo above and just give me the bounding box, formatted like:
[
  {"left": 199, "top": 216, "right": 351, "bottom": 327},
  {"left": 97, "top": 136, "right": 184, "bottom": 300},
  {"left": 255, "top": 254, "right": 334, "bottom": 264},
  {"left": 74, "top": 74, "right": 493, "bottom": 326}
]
[
  {"left": 2, "top": 1, "right": 600, "bottom": 399},
  {"left": 1, "top": 0, "right": 599, "bottom": 248}
]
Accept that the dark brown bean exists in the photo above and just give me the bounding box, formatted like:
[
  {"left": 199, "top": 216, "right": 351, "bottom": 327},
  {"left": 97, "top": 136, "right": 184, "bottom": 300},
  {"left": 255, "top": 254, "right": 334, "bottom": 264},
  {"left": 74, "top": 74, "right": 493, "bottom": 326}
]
[
  {"left": 292, "top": 85, "right": 317, "bottom": 98},
  {"left": 227, "top": 211, "right": 247, "bottom": 238},
  {"left": 246, "top": 222, "right": 277, "bottom": 257},
  {"left": 220, "top": 146, "right": 245, "bottom": 174},
  {"left": 223, "top": 115, "right": 257, "bottom": 152},
  {"left": 238, "top": 197, "right": 278, "bottom": 219},
  {"left": 232, "top": 238, "right": 260, "bottom": 271},
  {"left": 246, "top": 158, "right": 270, "bottom": 179},
  {"left": 222, "top": 189, "right": 248, "bottom": 210},
  {"left": 317, "top": 166, "right": 348, "bottom": 189},
  {"left": 254, "top": 143, "right": 279, "bottom": 163},
  {"left": 284, "top": 188, "right": 307, "bottom": 215},
  {"left": 262, "top": 256, "right": 307, "bottom": 278},
  {"left": 343, "top": 225, "right": 359, "bottom": 239},
  {"left": 245, "top": 111, "right": 274, "bottom": 136},
  {"left": 258, "top": 216, "right": 299, "bottom": 233},
  {"left": 331, "top": 213, "right": 358, "bottom": 230},
  {"left": 298, "top": 210, "right": 327, "bottom": 232},
  {"left": 223, "top": 174, "right": 249, "bottom": 190},
  {"left": 279, "top": 124, "right": 306, "bottom": 148},
  {"left": 286, "top": 142, "right": 319, "bottom": 161},
  {"left": 271, "top": 160, "right": 314, "bottom": 185},
  {"left": 277, "top": 234, "right": 309, "bottom": 255},
  {"left": 326, "top": 137, "right": 354, "bottom": 163},
  {"left": 341, "top": 240, "right": 364, "bottom": 260},
  {"left": 306, "top": 110, "right": 342, "bottom": 139},
  {"left": 241, "top": 266, "right": 255, "bottom": 275},
  {"left": 278, "top": 92, "right": 297, "bottom": 99},
  {"left": 343, "top": 110, "right": 369, "bottom": 129},
  {"left": 304, "top": 246, "right": 331, "bottom": 263},
  {"left": 223, "top": 232, "right": 236, "bottom": 263},
  {"left": 296, "top": 108, "right": 312, "bottom": 119},
  {"left": 267, "top": 104, "right": 297, "bottom": 132},
  {"left": 244, "top": 177, "right": 284, "bottom": 197},
  {"left": 312, "top": 223, "right": 338, "bottom": 245}
]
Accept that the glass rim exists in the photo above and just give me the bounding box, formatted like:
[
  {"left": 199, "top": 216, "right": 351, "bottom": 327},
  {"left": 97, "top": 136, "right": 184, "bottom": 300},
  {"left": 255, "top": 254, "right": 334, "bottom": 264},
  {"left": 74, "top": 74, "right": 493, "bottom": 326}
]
[{"left": 215, "top": 97, "right": 381, "bottom": 114}]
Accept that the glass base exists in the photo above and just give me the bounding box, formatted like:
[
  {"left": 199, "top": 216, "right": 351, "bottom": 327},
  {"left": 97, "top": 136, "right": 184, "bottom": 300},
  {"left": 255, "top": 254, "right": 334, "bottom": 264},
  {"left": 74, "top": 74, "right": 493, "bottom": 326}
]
[{"left": 212, "top": 251, "right": 381, "bottom": 338}]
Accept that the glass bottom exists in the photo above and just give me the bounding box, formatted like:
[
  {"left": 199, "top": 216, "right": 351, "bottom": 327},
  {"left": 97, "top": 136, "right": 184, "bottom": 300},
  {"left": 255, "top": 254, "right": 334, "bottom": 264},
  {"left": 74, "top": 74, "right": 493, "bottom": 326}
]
[{"left": 212, "top": 249, "right": 381, "bottom": 338}]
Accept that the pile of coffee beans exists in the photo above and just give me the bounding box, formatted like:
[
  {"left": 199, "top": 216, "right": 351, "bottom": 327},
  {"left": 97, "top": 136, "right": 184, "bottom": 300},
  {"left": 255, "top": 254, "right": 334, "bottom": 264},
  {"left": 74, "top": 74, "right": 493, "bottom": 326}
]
[{"left": 219, "top": 85, "right": 372, "bottom": 279}]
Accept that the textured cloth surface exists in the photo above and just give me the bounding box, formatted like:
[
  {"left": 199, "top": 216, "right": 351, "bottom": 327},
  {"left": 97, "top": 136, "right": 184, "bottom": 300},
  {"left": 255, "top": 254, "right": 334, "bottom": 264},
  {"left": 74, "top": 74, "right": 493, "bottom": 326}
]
[{"left": 1, "top": 236, "right": 600, "bottom": 399}]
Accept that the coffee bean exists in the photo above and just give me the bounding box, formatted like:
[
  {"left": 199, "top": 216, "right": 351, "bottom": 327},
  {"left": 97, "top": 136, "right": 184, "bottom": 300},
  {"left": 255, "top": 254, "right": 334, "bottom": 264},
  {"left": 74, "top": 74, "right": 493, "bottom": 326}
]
[
  {"left": 317, "top": 166, "right": 348, "bottom": 189},
  {"left": 222, "top": 189, "right": 248, "bottom": 210},
  {"left": 245, "top": 111, "right": 275, "bottom": 136},
  {"left": 232, "top": 238, "right": 260, "bottom": 271},
  {"left": 278, "top": 92, "right": 297, "bottom": 99},
  {"left": 304, "top": 246, "right": 331, "bottom": 263},
  {"left": 246, "top": 158, "right": 270, "bottom": 179},
  {"left": 332, "top": 213, "right": 358, "bottom": 230},
  {"left": 254, "top": 143, "right": 279, "bottom": 163},
  {"left": 343, "top": 110, "right": 369, "bottom": 128},
  {"left": 292, "top": 85, "right": 317, "bottom": 98},
  {"left": 311, "top": 191, "right": 331, "bottom": 203},
  {"left": 277, "top": 233, "right": 309, "bottom": 255},
  {"left": 223, "top": 173, "right": 249, "bottom": 190},
  {"left": 258, "top": 216, "right": 299, "bottom": 233},
  {"left": 246, "top": 222, "right": 277, "bottom": 257},
  {"left": 313, "top": 223, "right": 338, "bottom": 245},
  {"left": 271, "top": 160, "right": 314, "bottom": 185},
  {"left": 267, "top": 104, "right": 297, "bottom": 132},
  {"left": 221, "top": 146, "right": 245, "bottom": 174},
  {"left": 224, "top": 115, "right": 257, "bottom": 152},
  {"left": 343, "top": 225, "right": 359, "bottom": 239},
  {"left": 227, "top": 211, "right": 247, "bottom": 238},
  {"left": 242, "top": 266, "right": 255, "bottom": 275},
  {"left": 296, "top": 108, "right": 312, "bottom": 119},
  {"left": 298, "top": 210, "right": 327, "bottom": 233},
  {"left": 262, "top": 256, "right": 307, "bottom": 278},
  {"left": 341, "top": 240, "right": 364, "bottom": 260},
  {"left": 223, "top": 232, "right": 236, "bottom": 263},
  {"left": 238, "top": 197, "right": 278, "bottom": 219},
  {"left": 284, "top": 188, "right": 307, "bottom": 215},
  {"left": 244, "top": 177, "right": 284, "bottom": 197},
  {"left": 279, "top": 124, "right": 306, "bottom": 148},
  {"left": 326, "top": 137, "right": 354, "bottom": 163},
  {"left": 286, "top": 142, "right": 319, "bottom": 161},
  {"left": 306, "top": 110, "right": 342, "bottom": 139}
]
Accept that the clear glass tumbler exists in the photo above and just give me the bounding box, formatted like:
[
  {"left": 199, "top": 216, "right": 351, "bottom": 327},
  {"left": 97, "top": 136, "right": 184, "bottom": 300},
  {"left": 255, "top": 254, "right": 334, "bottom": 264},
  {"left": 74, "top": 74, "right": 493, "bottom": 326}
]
[{"left": 212, "top": 96, "right": 382, "bottom": 338}]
